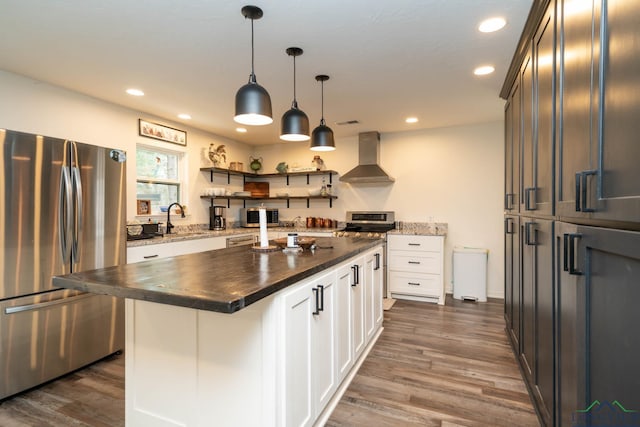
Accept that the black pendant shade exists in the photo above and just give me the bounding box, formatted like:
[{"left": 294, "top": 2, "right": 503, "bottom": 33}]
[
  {"left": 310, "top": 74, "right": 335, "bottom": 151},
  {"left": 234, "top": 6, "right": 273, "bottom": 126},
  {"left": 280, "top": 47, "right": 310, "bottom": 141}
]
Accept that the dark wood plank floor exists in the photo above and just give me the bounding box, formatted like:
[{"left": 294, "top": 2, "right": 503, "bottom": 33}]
[
  {"left": 0, "top": 297, "right": 539, "bottom": 426},
  {"left": 327, "top": 297, "right": 539, "bottom": 426}
]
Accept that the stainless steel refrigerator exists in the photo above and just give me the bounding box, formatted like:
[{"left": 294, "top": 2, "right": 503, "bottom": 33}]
[{"left": 0, "top": 128, "right": 126, "bottom": 400}]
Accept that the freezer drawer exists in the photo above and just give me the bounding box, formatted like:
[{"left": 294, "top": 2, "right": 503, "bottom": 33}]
[{"left": 0, "top": 289, "right": 124, "bottom": 400}]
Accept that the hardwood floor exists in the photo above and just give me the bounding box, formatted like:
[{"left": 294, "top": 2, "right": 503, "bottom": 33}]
[
  {"left": 0, "top": 297, "right": 538, "bottom": 426},
  {"left": 0, "top": 353, "right": 124, "bottom": 427},
  {"left": 327, "top": 297, "right": 539, "bottom": 426}
]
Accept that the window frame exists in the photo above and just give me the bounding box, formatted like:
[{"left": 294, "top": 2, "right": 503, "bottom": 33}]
[{"left": 135, "top": 143, "right": 188, "bottom": 216}]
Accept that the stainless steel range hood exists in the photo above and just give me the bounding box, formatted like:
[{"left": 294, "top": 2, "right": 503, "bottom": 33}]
[{"left": 339, "top": 131, "right": 395, "bottom": 183}]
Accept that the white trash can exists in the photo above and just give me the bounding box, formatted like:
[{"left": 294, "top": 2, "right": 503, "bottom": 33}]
[{"left": 453, "top": 247, "right": 488, "bottom": 302}]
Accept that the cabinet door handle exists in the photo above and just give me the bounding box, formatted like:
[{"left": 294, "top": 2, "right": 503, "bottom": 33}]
[
  {"left": 374, "top": 253, "right": 381, "bottom": 270},
  {"left": 143, "top": 254, "right": 159, "bottom": 259},
  {"left": 524, "top": 187, "right": 537, "bottom": 211},
  {"left": 525, "top": 222, "right": 537, "bottom": 246},
  {"left": 563, "top": 234, "right": 570, "bottom": 272},
  {"left": 580, "top": 170, "right": 597, "bottom": 213},
  {"left": 505, "top": 217, "right": 515, "bottom": 235},
  {"left": 504, "top": 193, "right": 516, "bottom": 210},
  {"left": 408, "top": 261, "right": 421, "bottom": 265},
  {"left": 319, "top": 285, "right": 325, "bottom": 312},
  {"left": 351, "top": 265, "right": 358, "bottom": 287},
  {"left": 408, "top": 282, "right": 421, "bottom": 286},
  {"left": 575, "top": 170, "right": 597, "bottom": 212},
  {"left": 568, "top": 234, "right": 583, "bottom": 275},
  {"left": 312, "top": 287, "right": 320, "bottom": 315}
]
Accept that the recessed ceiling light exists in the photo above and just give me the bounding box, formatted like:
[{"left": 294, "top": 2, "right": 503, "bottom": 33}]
[
  {"left": 405, "top": 117, "right": 419, "bottom": 124},
  {"left": 125, "top": 88, "right": 144, "bottom": 96},
  {"left": 236, "top": 127, "right": 247, "bottom": 133},
  {"left": 474, "top": 65, "right": 495, "bottom": 76},
  {"left": 178, "top": 113, "right": 191, "bottom": 120},
  {"left": 479, "top": 17, "right": 506, "bottom": 33}
]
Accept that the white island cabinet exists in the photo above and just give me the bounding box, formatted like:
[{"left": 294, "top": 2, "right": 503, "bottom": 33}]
[{"left": 125, "top": 245, "right": 384, "bottom": 427}]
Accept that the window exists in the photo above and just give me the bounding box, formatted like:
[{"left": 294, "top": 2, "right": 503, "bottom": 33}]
[{"left": 136, "top": 145, "right": 185, "bottom": 215}]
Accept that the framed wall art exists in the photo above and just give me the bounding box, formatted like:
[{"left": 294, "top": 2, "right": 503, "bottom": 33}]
[{"left": 139, "top": 119, "right": 187, "bottom": 146}]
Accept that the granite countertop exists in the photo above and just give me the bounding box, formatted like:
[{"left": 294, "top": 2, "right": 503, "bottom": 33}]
[
  {"left": 54, "top": 237, "right": 380, "bottom": 314},
  {"left": 127, "top": 226, "right": 338, "bottom": 247},
  {"left": 387, "top": 222, "right": 448, "bottom": 236}
]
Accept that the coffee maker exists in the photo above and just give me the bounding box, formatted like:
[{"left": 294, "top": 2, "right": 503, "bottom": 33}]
[{"left": 210, "top": 205, "right": 226, "bottom": 230}]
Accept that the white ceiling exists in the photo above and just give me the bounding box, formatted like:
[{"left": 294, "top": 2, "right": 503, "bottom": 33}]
[{"left": 0, "top": 0, "right": 531, "bottom": 145}]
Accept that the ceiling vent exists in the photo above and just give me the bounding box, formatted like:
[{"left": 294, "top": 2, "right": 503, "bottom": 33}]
[{"left": 339, "top": 131, "right": 395, "bottom": 184}]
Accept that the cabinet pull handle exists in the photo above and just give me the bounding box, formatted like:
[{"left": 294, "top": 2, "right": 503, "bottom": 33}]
[
  {"left": 505, "top": 217, "right": 515, "bottom": 235},
  {"left": 580, "top": 170, "right": 597, "bottom": 213},
  {"left": 524, "top": 187, "right": 537, "bottom": 211},
  {"left": 506, "top": 193, "right": 516, "bottom": 210},
  {"left": 351, "top": 265, "right": 358, "bottom": 286},
  {"left": 563, "top": 234, "right": 570, "bottom": 272},
  {"left": 408, "top": 243, "right": 421, "bottom": 246},
  {"left": 408, "top": 282, "right": 421, "bottom": 286},
  {"left": 568, "top": 234, "right": 583, "bottom": 275},
  {"left": 408, "top": 261, "right": 421, "bottom": 265},
  {"left": 318, "top": 285, "right": 324, "bottom": 312},
  {"left": 374, "top": 253, "right": 381, "bottom": 270},
  {"left": 525, "top": 222, "right": 537, "bottom": 246},
  {"left": 312, "top": 287, "right": 320, "bottom": 315},
  {"left": 143, "top": 254, "right": 159, "bottom": 259},
  {"left": 575, "top": 170, "right": 597, "bottom": 212}
]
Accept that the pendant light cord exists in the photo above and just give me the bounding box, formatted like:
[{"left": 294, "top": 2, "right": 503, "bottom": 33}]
[
  {"left": 250, "top": 18, "right": 255, "bottom": 79},
  {"left": 320, "top": 80, "right": 326, "bottom": 126},
  {"left": 293, "top": 55, "right": 297, "bottom": 103}
]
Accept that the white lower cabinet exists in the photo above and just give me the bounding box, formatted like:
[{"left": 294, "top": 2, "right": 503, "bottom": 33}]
[
  {"left": 127, "top": 237, "right": 226, "bottom": 263},
  {"left": 282, "top": 279, "right": 315, "bottom": 426},
  {"left": 126, "top": 246, "right": 384, "bottom": 427},
  {"left": 335, "top": 264, "right": 354, "bottom": 382},
  {"left": 388, "top": 234, "right": 445, "bottom": 305}
]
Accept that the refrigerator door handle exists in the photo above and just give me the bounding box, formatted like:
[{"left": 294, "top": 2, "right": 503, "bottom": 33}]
[
  {"left": 59, "top": 143, "right": 73, "bottom": 263},
  {"left": 71, "top": 142, "right": 83, "bottom": 263},
  {"left": 4, "top": 293, "right": 93, "bottom": 315}
]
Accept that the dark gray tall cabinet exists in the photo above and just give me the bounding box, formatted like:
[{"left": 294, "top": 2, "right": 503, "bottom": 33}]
[{"left": 502, "top": 1, "right": 640, "bottom": 426}]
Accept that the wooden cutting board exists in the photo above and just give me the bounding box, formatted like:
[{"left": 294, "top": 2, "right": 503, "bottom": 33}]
[{"left": 244, "top": 182, "right": 269, "bottom": 197}]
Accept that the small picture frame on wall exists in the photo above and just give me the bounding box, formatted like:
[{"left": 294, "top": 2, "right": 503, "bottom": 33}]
[
  {"left": 139, "top": 119, "right": 187, "bottom": 146},
  {"left": 137, "top": 199, "right": 151, "bottom": 215}
]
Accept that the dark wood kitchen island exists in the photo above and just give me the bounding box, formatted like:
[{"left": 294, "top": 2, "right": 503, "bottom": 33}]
[{"left": 54, "top": 237, "right": 385, "bottom": 427}]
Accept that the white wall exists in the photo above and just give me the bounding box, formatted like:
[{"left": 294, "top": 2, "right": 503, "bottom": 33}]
[
  {"left": 0, "top": 70, "right": 252, "bottom": 226},
  {"left": 0, "top": 70, "right": 505, "bottom": 298},
  {"left": 257, "top": 123, "right": 505, "bottom": 298}
]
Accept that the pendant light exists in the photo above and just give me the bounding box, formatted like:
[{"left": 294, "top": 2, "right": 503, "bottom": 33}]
[
  {"left": 310, "top": 75, "right": 336, "bottom": 151},
  {"left": 234, "top": 5, "right": 273, "bottom": 126},
  {"left": 280, "top": 47, "right": 310, "bottom": 141}
]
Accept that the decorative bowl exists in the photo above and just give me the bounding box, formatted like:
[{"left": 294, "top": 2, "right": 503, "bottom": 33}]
[{"left": 273, "top": 237, "right": 316, "bottom": 250}]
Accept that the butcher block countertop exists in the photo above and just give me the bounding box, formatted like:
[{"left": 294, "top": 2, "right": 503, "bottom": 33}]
[{"left": 53, "top": 237, "right": 381, "bottom": 314}]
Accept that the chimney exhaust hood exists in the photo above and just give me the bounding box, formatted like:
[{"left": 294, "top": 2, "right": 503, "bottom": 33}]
[{"left": 339, "top": 131, "right": 395, "bottom": 183}]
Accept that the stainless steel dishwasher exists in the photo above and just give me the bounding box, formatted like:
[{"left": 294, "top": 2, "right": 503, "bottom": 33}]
[{"left": 226, "top": 234, "right": 256, "bottom": 248}]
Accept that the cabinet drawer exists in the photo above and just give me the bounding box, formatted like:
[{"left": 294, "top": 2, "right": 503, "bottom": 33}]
[
  {"left": 388, "top": 252, "right": 441, "bottom": 274},
  {"left": 389, "top": 271, "right": 442, "bottom": 297},
  {"left": 387, "top": 235, "right": 443, "bottom": 252}
]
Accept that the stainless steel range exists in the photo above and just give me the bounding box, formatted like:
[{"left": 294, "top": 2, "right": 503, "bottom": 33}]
[
  {"left": 334, "top": 211, "right": 396, "bottom": 239},
  {"left": 334, "top": 211, "right": 396, "bottom": 298}
]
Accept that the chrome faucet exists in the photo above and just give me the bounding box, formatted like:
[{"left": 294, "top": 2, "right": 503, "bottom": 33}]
[{"left": 165, "top": 202, "right": 185, "bottom": 234}]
